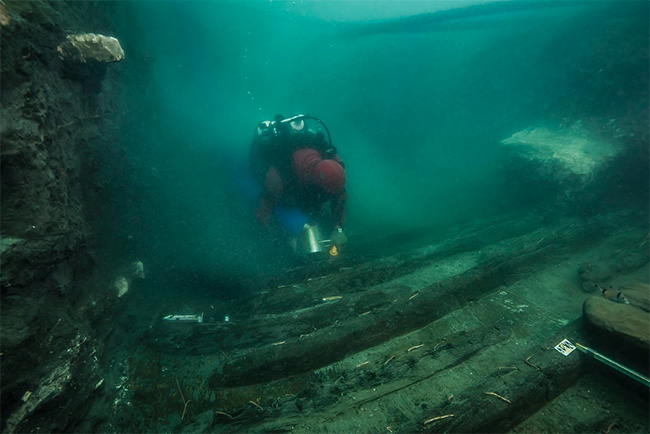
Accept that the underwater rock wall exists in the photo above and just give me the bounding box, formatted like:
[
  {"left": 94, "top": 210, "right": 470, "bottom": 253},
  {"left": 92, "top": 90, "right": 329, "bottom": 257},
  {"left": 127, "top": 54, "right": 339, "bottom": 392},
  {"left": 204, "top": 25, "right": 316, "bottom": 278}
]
[{"left": 0, "top": 1, "right": 122, "bottom": 432}]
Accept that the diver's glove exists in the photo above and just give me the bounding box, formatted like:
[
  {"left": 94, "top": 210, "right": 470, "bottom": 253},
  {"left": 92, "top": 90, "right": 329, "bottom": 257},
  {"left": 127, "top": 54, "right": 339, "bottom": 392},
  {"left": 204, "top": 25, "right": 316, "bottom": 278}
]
[{"left": 330, "top": 227, "right": 348, "bottom": 248}]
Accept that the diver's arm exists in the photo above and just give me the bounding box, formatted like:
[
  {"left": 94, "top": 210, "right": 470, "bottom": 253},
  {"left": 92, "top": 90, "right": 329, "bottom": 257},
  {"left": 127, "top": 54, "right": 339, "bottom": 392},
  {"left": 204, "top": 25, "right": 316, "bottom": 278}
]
[
  {"left": 329, "top": 153, "right": 346, "bottom": 228},
  {"left": 330, "top": 189, "right": 347, "bottom": 229},
  {"left": 256, "top": 166, "right": 284, "bottom": 226},
  {"left": 329, "top": 189, "right": 348, "bottom": 248}
]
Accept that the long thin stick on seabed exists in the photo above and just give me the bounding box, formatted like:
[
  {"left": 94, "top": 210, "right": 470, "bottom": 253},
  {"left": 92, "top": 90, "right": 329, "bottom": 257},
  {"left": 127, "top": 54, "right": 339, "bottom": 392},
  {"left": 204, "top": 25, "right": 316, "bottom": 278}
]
[{"left": 176, "top": 378, "right": 192, "bottom": 421}]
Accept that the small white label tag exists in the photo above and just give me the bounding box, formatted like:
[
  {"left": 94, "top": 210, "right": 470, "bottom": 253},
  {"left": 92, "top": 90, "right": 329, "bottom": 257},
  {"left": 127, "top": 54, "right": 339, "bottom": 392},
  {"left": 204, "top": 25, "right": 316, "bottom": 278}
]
[{"left": 554, "top": 339, "right": 576, "bottom": 356}]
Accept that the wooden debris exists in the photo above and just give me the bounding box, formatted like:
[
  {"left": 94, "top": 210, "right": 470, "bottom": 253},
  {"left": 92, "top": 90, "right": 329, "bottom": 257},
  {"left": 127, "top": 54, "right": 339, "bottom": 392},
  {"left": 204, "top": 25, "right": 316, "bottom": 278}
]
[
  {"left": 309, "top": 274, "right": 333, "bottom": 282},
  {"left": 215, "top": 411, "right": 233, "bottom": 419},
  {"left": 525, "top": 356, "right": 542, "bottom": 372},
  {"left": 383, "top": 355, "right": 395, "bottom": 366},
  {"left": 249, "top": 399, "right": 264, "bottom": 411},
  {"left": 210, "top": 223, "right": 600, "bottom": 388},
  {"left": 484, "top": 391, "right": 511, "bottom": 404},
  {"left": 407, "top": 344, "right": 424, "bottom": 352},
  {"left": 175, "top": 378, "right": 192, "bottom": 421},
  {"left": 423, "top": 414, "right": 454, "bottom": 425},
  {"left": 271, "top": 341, "right": 286, "bottom": 346},
  {"left": 409, "top": 292, "right": 420, "bottom": 300},
  {"left": 322, "top": 296, "right": 343, "bottom": 302},
  {"left": 433, "top": 339, "right": 447, "bottom": 351},
  {"left": 603, "top": 422, "right": 617, "bottom": 434},
  {"left": 497, "top": 366, "right": 520, "bottom": 377},
  {"left": 356, "top": 361, "right": 370, "bottom": 368},
  {"left": 181, "top": 401, "right": 192, "bottom": 421}
]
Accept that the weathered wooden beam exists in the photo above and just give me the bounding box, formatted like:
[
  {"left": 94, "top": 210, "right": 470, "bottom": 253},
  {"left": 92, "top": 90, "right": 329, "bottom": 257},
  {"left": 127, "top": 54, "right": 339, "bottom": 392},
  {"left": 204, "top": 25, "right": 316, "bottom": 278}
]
[
  {"left": 209, "top": 320, "right": 589, "bottom": 434},
  {"left": 210, "top": 218, "right": 607, "bottom": 387},
  {"left": 415, "top": 321, "right": 586, "bottom": 433}
]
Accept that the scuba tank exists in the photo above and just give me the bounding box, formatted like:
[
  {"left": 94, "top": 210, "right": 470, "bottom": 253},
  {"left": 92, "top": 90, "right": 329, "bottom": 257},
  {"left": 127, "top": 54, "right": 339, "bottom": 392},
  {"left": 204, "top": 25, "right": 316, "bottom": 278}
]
[{"left": 255, "top": 114, "right": 336, "bottom": 157}]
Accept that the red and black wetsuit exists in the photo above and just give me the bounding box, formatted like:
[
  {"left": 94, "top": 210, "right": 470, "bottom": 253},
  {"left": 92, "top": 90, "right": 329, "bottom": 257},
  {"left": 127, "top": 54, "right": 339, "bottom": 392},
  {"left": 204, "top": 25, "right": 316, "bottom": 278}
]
[{"left": 250, "top": 122, "right": 347, "bottom": 228}]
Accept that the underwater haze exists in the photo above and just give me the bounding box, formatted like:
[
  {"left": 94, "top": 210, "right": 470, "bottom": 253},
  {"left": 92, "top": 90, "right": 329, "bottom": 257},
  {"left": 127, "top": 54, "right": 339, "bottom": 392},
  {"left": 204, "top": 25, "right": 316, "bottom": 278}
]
[
  {"left": 104, "top": 0, "right": 649, "bottom": 289},
  {"left": 3, "top": 1, "right": 649, "bottom": 431}
]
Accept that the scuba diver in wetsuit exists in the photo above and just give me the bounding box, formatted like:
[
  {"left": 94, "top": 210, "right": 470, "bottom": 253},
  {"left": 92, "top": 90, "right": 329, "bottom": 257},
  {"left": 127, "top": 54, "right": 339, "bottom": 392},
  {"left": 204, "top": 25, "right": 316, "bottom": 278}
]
[{"left": 250, "top": 114, "right": 348, "bottom": 255}]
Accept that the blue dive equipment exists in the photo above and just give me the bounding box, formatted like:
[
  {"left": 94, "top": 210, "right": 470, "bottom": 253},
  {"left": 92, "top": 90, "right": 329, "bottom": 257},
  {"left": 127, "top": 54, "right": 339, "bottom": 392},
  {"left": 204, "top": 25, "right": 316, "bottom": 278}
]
[{"left": 274, "top": 206, "right": 309, "bottom": 236}]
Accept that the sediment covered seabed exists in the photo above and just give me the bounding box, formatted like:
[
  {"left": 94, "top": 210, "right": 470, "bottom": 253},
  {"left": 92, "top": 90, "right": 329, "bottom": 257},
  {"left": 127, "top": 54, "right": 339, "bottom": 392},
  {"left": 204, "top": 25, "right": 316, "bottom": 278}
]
[{"left": 99, "top": 210, "right": 649, "bottom": 433}]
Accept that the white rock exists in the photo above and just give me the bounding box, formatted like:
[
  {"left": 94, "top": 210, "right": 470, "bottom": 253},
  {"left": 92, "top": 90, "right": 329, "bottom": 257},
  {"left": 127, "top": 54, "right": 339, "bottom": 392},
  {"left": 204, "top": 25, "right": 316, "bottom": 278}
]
[
  {"left": 57, "top": 33, "right": 125, "bottom": 64},
  {"left": 501, "top": 123, "right": 621, "bottom": 192},
  {"left": 129, "top": 261, "right": 145, "bottom": 279},
  {"left": 115, "top": 277, "right": 129, "bottom": 298}
]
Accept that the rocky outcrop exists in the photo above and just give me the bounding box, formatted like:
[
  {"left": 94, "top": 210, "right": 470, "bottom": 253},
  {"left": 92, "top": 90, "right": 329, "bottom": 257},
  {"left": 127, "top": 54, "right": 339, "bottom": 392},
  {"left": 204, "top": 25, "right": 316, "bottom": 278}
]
[
  {"left": 57, "top": 33, "right": 124, "bottom": 64},
  {"left": 114, "top": 260, "right": 146, "bottom": 298},
  {"left": 0, "top": 1, "right": 123, "bottom": 432},
  {"left": 500, "top": 122, "right": 623, "bottom": 203},
  {"left": 56, "top": 32, "right": 124, "bottom": 86}
]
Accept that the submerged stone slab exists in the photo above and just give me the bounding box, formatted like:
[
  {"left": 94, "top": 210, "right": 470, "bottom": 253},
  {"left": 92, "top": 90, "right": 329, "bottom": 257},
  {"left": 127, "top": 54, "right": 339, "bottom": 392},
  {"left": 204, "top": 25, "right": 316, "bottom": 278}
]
[
  {"left": 501, "top": 123, "right": 622, "bottom": 194},
  {"left": 57, "top": 33, "right": 125, "bottom": 63}
]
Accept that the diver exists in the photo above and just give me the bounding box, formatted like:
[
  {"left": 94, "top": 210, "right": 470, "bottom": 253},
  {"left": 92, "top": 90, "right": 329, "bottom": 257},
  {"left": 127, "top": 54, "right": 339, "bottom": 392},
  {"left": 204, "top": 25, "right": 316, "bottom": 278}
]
[{"left": 249, "top": 114, "right": 348, "bottom": 255}]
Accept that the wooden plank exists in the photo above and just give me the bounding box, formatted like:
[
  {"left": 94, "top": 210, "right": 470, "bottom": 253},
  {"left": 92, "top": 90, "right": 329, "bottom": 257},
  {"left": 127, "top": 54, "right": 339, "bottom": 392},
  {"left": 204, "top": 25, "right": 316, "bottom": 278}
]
[
  {"left": 415, "top": 320, "right": 586, "bottom": 433},
  {"left": 210, "top": 218, "right": 606, "bottom": 387}
]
